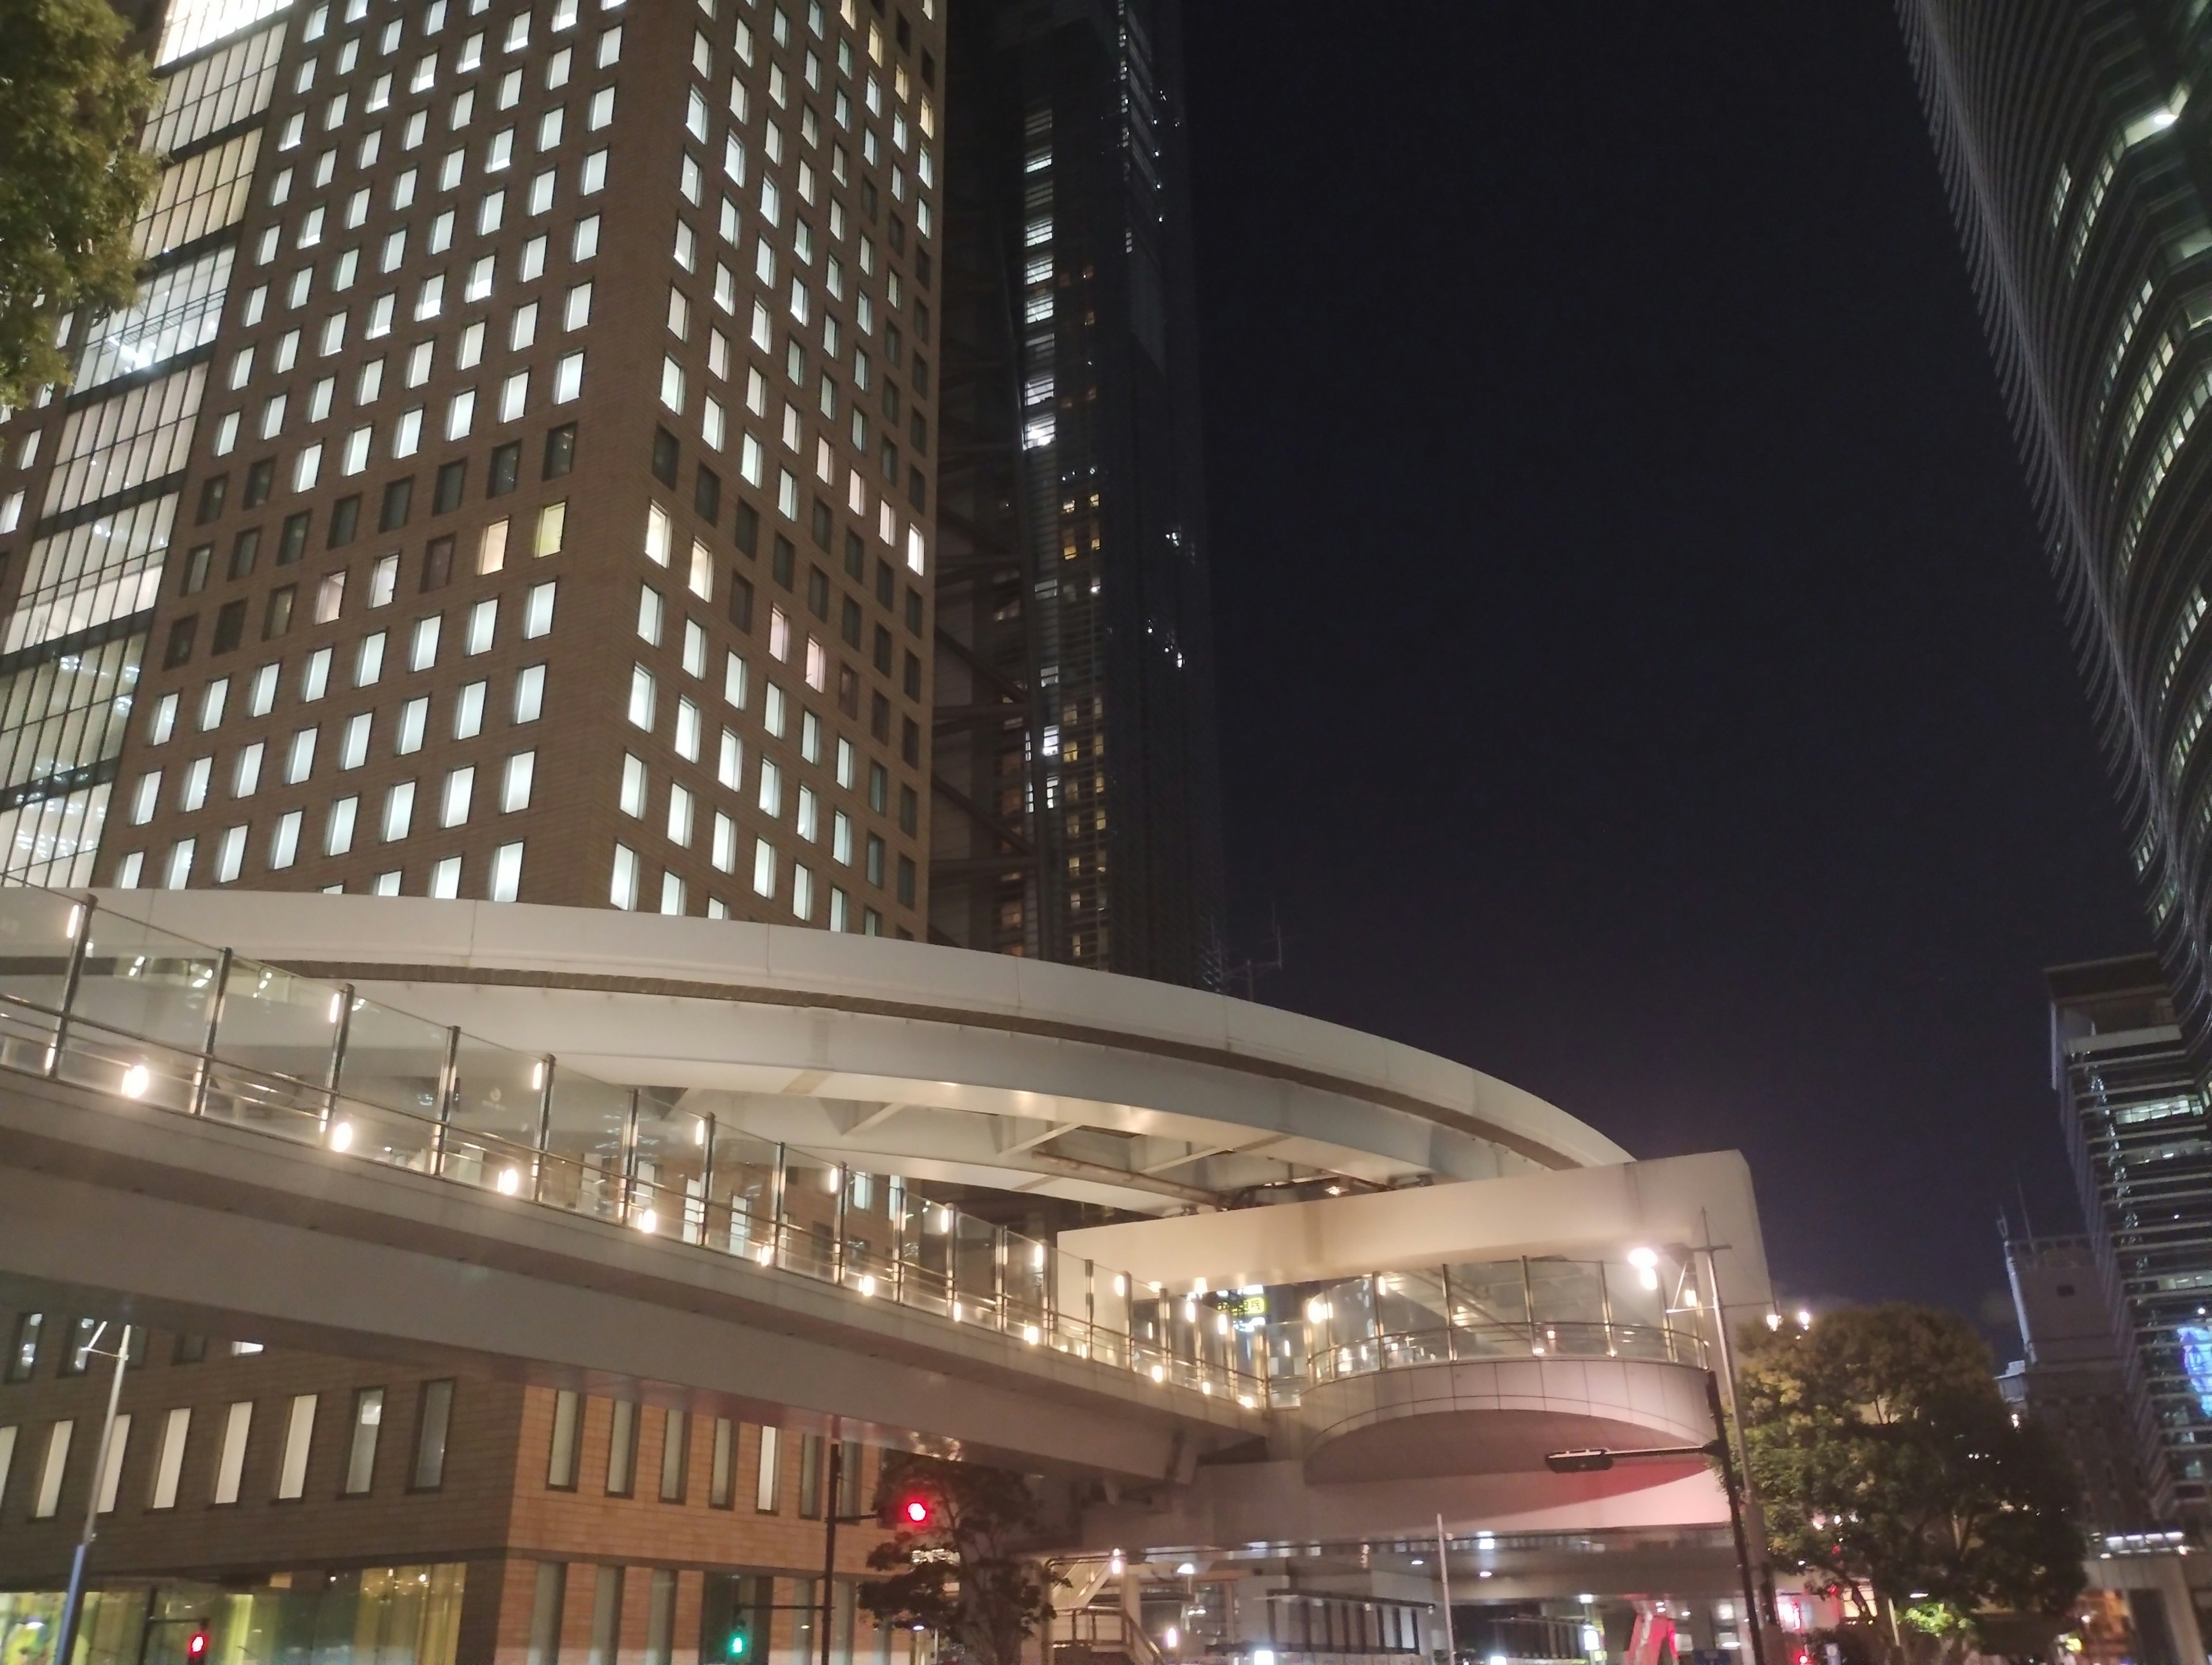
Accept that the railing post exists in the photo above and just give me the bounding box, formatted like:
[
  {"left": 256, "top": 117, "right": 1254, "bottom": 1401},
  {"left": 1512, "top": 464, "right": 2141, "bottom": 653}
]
[
  {"left": 831, "top": 1160, "right": 848, "bottom": 1286},
  {"left": 47, "top": 896, "right": 93, "bottom": 1078},
  {"left": 617, "top": 1088, "right": 640, "bottom": 1224},
  {"left": 189, "top": 947, "right": 232, "bottom": 1117},
  {"left": 531, "top": 1055, "right": 555, "bottom": 1203},
  {"left": 889, "top": 1175, "right": 906, "bottom": 1304},
  {"left": 1085, "top": 1258, "right": 1096, "bottom": 1359},
  {"left": 1597, "top": 1258, "right": 1616, "bottom": 1359},
  {"left": 323, "top": 983, "right": 353, "bottom": 1130},
  {"left": 1520, "top": 1255, "right": 1537, "bottom": 1355},
  {"left": 430, "top": 1024, "right": 460, "bottom": 1175},
  {"left": 1437, "top": 1264, "right": 1452, "bottom": 1364},
  {"left": 994, "top": 1225, "right": 1007, "bottom": 1331},
  {"left": 769, "top": 1141, "right": 787, "bottom": 1266},
  {"left": 697, "top": 1112, "right": 715, "bottom": 1247}
]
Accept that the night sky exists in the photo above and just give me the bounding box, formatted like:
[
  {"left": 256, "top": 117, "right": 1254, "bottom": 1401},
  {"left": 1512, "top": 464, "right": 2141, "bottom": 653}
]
[{"left": 1181, "top": 6, "right": 2150, "bottom": 1335}]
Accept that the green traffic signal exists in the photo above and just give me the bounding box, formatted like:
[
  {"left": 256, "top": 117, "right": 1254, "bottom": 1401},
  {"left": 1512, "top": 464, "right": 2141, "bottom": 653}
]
[{"left": 726, "top": 1630, "right": 750, "bottom": 1660}]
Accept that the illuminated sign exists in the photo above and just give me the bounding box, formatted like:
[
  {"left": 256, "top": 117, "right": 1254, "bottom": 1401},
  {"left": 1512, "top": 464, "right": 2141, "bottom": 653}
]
[{"left": 2180, "top": 1324, "right": 2212, "bottom": 1416}]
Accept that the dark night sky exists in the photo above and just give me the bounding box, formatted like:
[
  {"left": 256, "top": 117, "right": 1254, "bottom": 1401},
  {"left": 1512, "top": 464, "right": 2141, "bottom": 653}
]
[{"left": 1180, "top": 6, "right": 2153, "bottom": 1333}]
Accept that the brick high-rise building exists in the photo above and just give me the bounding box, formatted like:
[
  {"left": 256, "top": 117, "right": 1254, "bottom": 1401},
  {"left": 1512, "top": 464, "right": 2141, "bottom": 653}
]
[
  {"left": 0, "top": 0, "right": 942, "bottom": 935},
  {"left": 0, "top": 1319, "right": 914, "bottom": 1665}
]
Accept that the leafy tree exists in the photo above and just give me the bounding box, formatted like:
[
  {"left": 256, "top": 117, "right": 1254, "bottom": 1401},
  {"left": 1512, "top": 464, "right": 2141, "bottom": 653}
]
[
  {"left": 859, "top": 1452, "right": 1063, "bottom": 1665},
  {"left": 0, "top": 0, "right": 160, "bottom": 407},
  {"left": 1738, "top": 1304, "right": 2086, "bottom": 1648}
]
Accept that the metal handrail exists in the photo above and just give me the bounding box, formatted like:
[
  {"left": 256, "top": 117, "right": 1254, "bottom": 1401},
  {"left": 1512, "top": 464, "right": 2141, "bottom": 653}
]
[
  {"left": 1308, "top": 1317, "right": 1709, "bottom": 1383},
  {"left": 0, "top": 886, "right": 1274, "bottom": 1407}
]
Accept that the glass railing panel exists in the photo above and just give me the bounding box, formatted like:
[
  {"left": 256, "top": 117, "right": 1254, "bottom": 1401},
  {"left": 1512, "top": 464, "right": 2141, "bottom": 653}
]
[
  {"left": 542, "top": 1067, "right": 628, "bottom": 1220},
  {"left": 203, "top": 960, "right": 343, "bottom": 1129},
  {"left": 950, "top": 1214, "right": 1000, "bottom": 1325},
  {"left": 69, "top": 911, "right": 224, "bottom": 1059},
  {"left": 327, "top": 1091, "right": 441, "bottom": 1174},
  {"left": 1092, "top": 1265, "right": 1131, "bottom": 1348},
  {"left": 1003, "top": 1231, "right": 1050, "bottom": 1335},
  {"left": 839, "top": 1166, "right": 898, "bottom": 1291},
  {"left": 1374, "top": 1266, "right": 1450, "bottom": 1340},
  {"left": 1308, "top": 1272, "right": 1377, "bottom": 1352},
  {"left": 779, "top": 1149, "right": 840, "bottom": 1280},
  {"left": 1445, "top": 1258, "right": 1531, "bottom": 1330},
  {"left": 442, "top": 1036, "right": 544, "bottom": 1196},
  {"left": 0, "top": 889, "right": 82, "bottom": 1028},
  {"left": 630, "top": 1093, "right": 708, "bottom": 1241},
  {"left": 58, "top": 1022, "right": 201, "bottom": 1114},
  {"left": 1448, "top": 1320, "right": 1527, "bottom": 1361},
  {"left": 1527, "top": 1257, "right": 1607, "bottom": 1327},
  {"left": 897, "top": 1190, "right": 955, "bottom": 1315},
  {"left": 332, "top": 992, "right": 452, "bottom": 1125},
  {"left": 200, "top": 961, "right": 337, "bottom": 1141},
  {"left": 707, "top": 1129, "right": 779, "bottom": 1261},
  {"left": 1604, "top": 1254, "right": 1672, "bottom": 1330}
]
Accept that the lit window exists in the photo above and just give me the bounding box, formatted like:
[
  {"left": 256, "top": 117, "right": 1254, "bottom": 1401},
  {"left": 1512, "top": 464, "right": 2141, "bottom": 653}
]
[
  {"left": 441, "top": 766, "right": 473, "bottom": 826},
  {"left": 489, "top": 841, "right": 524, "bottom": 901},
  {"left": 382, "top": 780, "right": 415, "bottom": 841}
]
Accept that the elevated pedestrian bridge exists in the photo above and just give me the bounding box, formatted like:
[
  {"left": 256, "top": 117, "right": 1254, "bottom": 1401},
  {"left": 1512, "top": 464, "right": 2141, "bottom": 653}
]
[{"left": 0, "top": 885, "right": 1745, "bottom": 1516}]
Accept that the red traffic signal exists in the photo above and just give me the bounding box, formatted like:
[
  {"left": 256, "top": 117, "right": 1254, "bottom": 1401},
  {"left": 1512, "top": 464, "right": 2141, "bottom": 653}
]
[
  {"left": 187, "top": 1631, "right": 210, "bottom": 1661},
  {"left": 903, "top": 1497, "right": 931, "bottom": 1525}
]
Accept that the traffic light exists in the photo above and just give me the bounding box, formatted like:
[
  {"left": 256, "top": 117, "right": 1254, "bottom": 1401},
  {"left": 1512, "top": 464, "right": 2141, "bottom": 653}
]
[
  {"left": 721, "top": 1622, "right": 752, "bottom": 1662},
  {"left": 882, "top": 1492, "right": 936, "bottom": 1529},
  {"left": 186, "top": 1630, "right": 210, "bottom": 1663},
  {"left": 1544, "top": 1450, "right": 1615, "bottom": 1474}
]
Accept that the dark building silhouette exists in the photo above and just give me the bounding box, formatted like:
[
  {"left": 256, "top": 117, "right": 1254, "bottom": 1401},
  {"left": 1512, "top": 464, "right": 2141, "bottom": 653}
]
[
  {"left": 1997, "top": 1227, "right": 2158, "bottom": 1531},
  {"left": 1900, "top": 1, "right": 2212, "bottom": 1061},
  {"left": 929, "top": 0, "right": 1224, "bottom": 986}
]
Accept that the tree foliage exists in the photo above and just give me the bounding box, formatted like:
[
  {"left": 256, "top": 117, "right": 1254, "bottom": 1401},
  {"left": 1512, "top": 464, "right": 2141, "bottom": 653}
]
[
  {"left": 858, "top": 1452, "right": 1063, "bottom": 1665},
  {"left": 1739, "top": 1304, "right": 2086, "bottom": 1636},
  {"left": 0, "top": 0, "right": 160, "bottom": 407}
]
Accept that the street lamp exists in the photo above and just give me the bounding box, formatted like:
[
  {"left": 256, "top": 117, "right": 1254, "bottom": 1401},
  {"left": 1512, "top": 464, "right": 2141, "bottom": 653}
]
[
  {"left": 1546, "top": 1374, "right": 1764, "bottom": 1665},
  {"left": 51, "top": 1322, "right": 131, "bottom": 1665}
]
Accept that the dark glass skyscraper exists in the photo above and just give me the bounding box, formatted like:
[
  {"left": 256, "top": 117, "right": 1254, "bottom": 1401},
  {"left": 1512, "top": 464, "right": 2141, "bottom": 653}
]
[
  {"left": 928, "top": 0, "right": 1224, "bottom": 987},
  {"left": 1900, "top": 1, "right": 2212, "bottom": 1057}
]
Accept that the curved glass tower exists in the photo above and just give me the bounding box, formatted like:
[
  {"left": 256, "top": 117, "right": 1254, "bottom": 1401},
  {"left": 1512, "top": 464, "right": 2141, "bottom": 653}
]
[{"left": 1900, "top": 1, "right": 2212, "bottom": 1050}]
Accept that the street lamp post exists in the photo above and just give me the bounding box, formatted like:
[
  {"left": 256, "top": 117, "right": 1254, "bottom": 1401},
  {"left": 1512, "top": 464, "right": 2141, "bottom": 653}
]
[
  {"left": 1544, "top": 1372, "right": 1764, "bottom": 1665},
  {"left": 51, "top": 1322, "right": 131, "bottom": 1665}
]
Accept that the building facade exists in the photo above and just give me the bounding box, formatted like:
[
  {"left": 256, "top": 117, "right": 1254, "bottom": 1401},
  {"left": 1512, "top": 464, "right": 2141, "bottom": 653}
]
[
  {"left": 2048, "top": 955, "right": 2212, "bottom": 1524},
  {"left": 0, "top": 1323, "right": 912, "bottom": 1665},
  {"left": 1899, "top": 0, "right": 2212, "bottom": 1060},
  {"left": 1997, "top": 1227, "right": 2158, "bottom": 1531},
  {"left": 927, "top": 0, "right": 1223, "bottom": 985},
  {"left": 0, "top": 0, "right": 941, "bottom": 935}
]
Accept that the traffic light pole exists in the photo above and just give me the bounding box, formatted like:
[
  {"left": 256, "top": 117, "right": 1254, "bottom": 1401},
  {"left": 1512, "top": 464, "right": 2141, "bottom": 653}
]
[
  {"left": 819, "top": 1439, "right": 881, "bottom": 1665},
  {"left": 1543, "top": 1372, "right": 1765, "bottom": 1665},
  {"left": 52, "top": 1323, "right": 131, "bottom": 1665}
]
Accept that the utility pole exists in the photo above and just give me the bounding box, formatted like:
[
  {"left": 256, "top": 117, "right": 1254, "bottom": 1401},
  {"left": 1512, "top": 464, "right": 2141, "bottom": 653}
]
[{"left": 52, "top": 1322, "right": 131, "bottom": 1665}]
